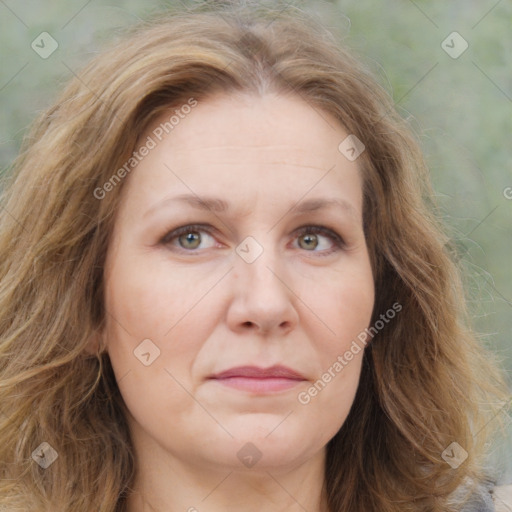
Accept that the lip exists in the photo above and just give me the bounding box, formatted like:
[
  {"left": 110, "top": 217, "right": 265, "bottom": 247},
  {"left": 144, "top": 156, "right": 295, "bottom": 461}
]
[{"left": 208, "top": 365, "right": 306, "bottom": 393}]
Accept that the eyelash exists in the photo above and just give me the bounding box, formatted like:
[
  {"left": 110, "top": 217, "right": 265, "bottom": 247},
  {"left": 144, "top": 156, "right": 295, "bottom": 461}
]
[{"left": 159, "top": 223, "right": 345, "bottom": 256}]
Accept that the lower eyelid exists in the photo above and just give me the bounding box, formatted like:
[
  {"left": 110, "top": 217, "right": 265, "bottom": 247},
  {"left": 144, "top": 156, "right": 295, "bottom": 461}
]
[
  {"left": 161, "top": 225, "right": 345, "bottom": 252},
  {"left": 171, "top": 230, "right": 216, "bottom": 249},
  {"left": 295, "top": 228, "right": 345, "bottom": 247}
]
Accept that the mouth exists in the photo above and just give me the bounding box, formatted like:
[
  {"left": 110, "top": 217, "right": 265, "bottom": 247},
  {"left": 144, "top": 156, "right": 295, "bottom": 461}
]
[{"left": 207, "top": 365, "right": 307, "bottom": 393}]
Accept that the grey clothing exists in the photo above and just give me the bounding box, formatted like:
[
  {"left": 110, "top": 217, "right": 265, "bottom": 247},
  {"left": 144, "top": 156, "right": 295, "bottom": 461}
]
[{"left": 461, "top": 480, "right": 495, "bottom": 511}]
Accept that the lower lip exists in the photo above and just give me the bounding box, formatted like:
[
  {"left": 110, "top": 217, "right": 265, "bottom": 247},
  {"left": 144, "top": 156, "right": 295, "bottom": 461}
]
[{"left": 211, "top": 377, "right": 304, "bottom": 393}]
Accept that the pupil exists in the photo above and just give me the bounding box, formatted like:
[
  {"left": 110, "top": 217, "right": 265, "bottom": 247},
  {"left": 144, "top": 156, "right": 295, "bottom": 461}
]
[
  {"left": 301, "top": 234, "right": 317, "bottom": 249},
  {"left": 181, "top": 232, "right": 200, "bottom": 248}
]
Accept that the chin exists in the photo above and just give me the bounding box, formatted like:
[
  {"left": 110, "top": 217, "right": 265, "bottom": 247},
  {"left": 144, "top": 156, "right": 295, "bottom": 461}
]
[{"left": 196, "top": 425, "right": 323, "bottom": 473}]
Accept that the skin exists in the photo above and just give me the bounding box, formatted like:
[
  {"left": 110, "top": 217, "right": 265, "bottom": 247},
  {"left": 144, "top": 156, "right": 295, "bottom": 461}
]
[{"left": 100, "top": 91, "right": 375, "bottom": 512}]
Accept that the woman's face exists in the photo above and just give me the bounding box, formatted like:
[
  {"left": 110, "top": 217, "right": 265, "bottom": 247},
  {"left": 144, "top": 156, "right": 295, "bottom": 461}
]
[{"left": 103, "top": 92, "right": 375, "bottom": 472}]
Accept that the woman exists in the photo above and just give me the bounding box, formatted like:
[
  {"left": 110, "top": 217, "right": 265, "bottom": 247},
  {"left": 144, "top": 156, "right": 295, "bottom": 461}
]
[{"left": 0, "top": 1, "right": 509, "bottom": 510}]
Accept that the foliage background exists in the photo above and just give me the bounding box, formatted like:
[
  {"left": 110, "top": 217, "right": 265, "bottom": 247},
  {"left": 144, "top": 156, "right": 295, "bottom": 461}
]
[{"left": 0, "top": 0, "right": 510, "bottom": 483}]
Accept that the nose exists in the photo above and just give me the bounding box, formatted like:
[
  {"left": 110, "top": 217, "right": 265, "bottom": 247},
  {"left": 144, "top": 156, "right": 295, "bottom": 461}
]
[{"left": 226, "top": 246, "right": 299, "bottom": 336}]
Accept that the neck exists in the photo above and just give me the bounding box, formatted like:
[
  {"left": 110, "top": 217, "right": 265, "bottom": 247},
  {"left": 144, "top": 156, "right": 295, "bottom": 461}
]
[{"left": 125, "top": 438, "right": 329, "bottom": 512}]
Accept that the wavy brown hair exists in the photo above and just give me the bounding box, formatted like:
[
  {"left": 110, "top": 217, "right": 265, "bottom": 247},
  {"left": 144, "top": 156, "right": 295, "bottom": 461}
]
[{"left": 0, "top": 1, "right": 507, "bottom": 511}]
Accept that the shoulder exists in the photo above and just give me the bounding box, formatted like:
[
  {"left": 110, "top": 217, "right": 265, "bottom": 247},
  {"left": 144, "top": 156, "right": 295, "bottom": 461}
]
[{"left": 493, "top": 485, "right": 512, "bottom": 512}]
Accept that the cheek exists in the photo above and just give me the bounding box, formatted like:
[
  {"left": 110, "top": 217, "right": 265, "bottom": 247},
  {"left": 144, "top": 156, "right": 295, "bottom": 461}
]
[
  {"left": 298, "top": 262, "right": 373, "bottom": 412},
  {"left": 103, "top": 251, "right": 226, "bottom": 388},
  {"left": 297, "top": 279, "right": 370, "bottom": 426},
  {"left": 104, "top": 249, "right": 221, "bottom": 340},
  {"left": 297, "top": 354, "right": 363, "bottom": 447},
  {"left": 306, "top": 262, "right": 375, "bottom": 347},
  {"left": 103, "top": 258, "right": 214, "bottom": 435}
]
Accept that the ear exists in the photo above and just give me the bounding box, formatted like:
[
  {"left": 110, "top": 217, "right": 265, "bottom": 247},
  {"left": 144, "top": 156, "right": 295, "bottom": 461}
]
[{"left": 83, "top": 329, "right": 106, "bottom": 357}]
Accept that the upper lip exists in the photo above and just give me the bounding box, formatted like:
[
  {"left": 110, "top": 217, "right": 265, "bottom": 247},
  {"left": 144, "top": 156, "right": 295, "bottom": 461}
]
[{"left": 209, "top": 365, "right": 306, "bottom": 380}]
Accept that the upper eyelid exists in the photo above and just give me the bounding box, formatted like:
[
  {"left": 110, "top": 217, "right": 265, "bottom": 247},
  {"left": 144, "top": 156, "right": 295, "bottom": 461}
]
[{"left": 161, "top": 223, "right": 344, "bottom": 248}]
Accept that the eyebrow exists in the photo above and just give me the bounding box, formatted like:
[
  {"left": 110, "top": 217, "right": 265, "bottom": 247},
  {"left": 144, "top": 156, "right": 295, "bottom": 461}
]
[{"left": 143, "top": 193, "right": 359, "bottom": 219}]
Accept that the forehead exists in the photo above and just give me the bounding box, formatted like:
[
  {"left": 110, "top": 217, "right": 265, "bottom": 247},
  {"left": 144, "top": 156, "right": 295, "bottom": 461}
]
[
  {"left": 139, "top": 92, "right": 355, "bottom": 170},
  {"left": 145, "top": 91, "right": 346, "bottom": 149},
  {"left": 120, "top": 92, "right": 363, "bottom": 217}
]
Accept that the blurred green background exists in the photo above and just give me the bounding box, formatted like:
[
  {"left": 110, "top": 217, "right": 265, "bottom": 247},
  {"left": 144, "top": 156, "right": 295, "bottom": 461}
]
[{"left": 0, "top": 0, "right": 510, "bottom": 483}]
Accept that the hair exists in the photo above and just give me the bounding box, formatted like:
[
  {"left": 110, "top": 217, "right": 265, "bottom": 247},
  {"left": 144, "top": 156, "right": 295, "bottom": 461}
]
[{"left": 0, "top": 1, "right": 507, "bottom": 511}]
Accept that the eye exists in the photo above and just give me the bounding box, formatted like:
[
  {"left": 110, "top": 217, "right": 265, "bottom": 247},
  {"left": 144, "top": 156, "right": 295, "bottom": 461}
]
[
  {"left": 159, "top": 223, "right": 344, "bottom": 255},
  {"left": 160, "top": 224, "right": 218, "bottom": 251},
  {"left": 293, "top": 226, "right": 344, "bottom": 255}
]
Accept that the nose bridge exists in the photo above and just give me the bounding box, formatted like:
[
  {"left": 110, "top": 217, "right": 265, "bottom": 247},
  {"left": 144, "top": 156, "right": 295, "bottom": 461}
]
[
  {"left": 235, "top": 236, "right": 285, "bottom": 298},
  {"left": 229, "top": 234, "right": 298, "bottom": 333}
]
